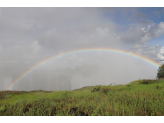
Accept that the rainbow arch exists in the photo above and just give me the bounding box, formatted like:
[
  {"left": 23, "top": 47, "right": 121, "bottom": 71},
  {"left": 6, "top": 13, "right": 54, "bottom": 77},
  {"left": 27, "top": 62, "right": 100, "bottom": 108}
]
[{"left": 6, "top": 48, "right": 161, "bottom": 90}]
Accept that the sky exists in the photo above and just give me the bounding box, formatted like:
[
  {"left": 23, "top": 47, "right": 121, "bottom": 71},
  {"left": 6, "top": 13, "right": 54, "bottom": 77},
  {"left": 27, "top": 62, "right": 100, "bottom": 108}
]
[{"left": 0, "top": 7, "right": 164, "bottom": 91}]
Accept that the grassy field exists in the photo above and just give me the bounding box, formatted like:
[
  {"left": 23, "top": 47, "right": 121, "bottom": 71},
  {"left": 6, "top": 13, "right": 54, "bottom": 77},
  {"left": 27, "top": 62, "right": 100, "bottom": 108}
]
[{"left": 0, "top": 79, "right": 164, "bottom": 116}]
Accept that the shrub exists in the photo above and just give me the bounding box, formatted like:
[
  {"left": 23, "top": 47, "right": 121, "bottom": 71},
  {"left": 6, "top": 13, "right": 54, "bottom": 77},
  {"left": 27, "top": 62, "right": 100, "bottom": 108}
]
[{"left": 157, "top": 64, "right": 164, "bottom": 79}]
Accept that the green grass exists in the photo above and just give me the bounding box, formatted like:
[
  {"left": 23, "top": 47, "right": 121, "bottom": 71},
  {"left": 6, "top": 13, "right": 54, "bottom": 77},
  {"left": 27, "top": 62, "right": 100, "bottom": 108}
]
[{"left": 0, "top": 79, "right": 164, "bottom": 116}]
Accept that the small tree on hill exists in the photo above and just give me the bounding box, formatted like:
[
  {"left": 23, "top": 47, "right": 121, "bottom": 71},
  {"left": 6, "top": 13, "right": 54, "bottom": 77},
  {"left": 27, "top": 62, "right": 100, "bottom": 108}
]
[{"left": 157, "top": 64, "right": 164, "bottom": 79}]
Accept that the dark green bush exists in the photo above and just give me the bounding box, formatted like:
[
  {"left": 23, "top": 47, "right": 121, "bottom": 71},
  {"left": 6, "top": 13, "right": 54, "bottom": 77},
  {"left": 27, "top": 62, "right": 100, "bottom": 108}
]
[{"left": 157, "top": 64, "right": 164, "bottom": 79}]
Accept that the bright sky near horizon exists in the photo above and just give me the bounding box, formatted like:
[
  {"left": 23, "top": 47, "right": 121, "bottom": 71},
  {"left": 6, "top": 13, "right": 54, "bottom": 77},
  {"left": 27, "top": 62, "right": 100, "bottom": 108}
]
[{"left": 0, "top": 4, "right": 164, "bottom": 91}]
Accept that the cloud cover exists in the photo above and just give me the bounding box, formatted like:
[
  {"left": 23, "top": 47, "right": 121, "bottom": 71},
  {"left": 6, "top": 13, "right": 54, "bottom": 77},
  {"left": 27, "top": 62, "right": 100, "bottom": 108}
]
[{"left": 0, "top": 7, "right": 164, "bottom": 91}]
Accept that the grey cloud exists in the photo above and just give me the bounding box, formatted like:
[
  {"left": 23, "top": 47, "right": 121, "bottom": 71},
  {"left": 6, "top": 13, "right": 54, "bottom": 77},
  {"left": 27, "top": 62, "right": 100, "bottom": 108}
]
[
  {"left": 0, "top": 8, "right": 162, "bottom": 91},
  {"left": 99, "top": 7, "right": 118, "bottom": 12},
  {"left": 0, "top": 8, "right": 99, "bottom": 47},
  {"left": 56, "top": 64, "right": 100, "bottom": 78},
  {"left": 120, "top": 19, "right": 164, "bottom": 44},
  {"left": 119, "top": 19, "right": 164, "bottom": 66},
  {"left": 120, "top": 27, "right": 146, "bottom": 44},
  {"left": 99, "top": 7, "right": 138, "bottom": 16},
  {"left": 120, "top": 7, "right": 138, "bottom": 16},
  {"left": 129, "top": 12, "right": 151, "bottom": 21},
  {"left": 129, "top": 19, "right": 154, "bottom": 29},
  {"left": 146, "top": 22, "right": 164, "bottom": 38},
  {"left": 36, "top": 26, "right": 123, "bottom": 51},
  {"left": 130, "top": 45, "right": 164, "bottom": 65}
]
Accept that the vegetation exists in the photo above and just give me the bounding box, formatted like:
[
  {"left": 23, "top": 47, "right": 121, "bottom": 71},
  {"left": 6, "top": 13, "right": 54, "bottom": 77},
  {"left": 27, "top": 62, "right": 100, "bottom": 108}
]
[
  {"left": 157, "top": 64, "right": 164, "bottom": 79},
  {"left": 1, "top": 79, "right": 164, "bottom": 116}
]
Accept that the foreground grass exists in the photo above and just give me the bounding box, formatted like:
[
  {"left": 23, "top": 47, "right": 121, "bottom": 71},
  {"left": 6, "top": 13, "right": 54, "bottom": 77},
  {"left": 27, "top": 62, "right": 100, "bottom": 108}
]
[{"left": 0, "top": 79, "right": 164, "bottom": 116}]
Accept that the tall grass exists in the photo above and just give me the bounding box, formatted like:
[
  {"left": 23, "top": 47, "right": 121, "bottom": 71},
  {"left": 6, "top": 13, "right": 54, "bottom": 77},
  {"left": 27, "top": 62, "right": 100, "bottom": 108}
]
[{"left": 0, "top": 79, "right": 164, "bottom": 116}]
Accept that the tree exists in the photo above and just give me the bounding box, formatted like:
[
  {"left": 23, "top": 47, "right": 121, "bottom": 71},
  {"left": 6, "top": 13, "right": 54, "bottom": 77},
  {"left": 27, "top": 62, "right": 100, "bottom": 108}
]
[{"left": 157, "top": 64, "right": 164, "bottom": 79}]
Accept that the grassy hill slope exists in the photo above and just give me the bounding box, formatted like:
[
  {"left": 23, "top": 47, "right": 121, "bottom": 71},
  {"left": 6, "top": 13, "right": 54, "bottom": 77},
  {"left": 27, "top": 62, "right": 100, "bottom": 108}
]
[{"left": 0, "top": 79, "right": 164, "bottom": 116}]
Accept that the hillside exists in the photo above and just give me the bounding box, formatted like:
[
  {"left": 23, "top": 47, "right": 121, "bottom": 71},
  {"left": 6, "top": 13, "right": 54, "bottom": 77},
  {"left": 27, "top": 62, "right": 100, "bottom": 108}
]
[{"left": 0, "top": 79, "right": 164, "bottom": 116}]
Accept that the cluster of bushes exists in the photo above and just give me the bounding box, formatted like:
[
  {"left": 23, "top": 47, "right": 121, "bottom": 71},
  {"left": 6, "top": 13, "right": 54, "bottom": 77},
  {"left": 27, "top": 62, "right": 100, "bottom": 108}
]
[
  {"left": 91, "top": 87, "right": 100, "bottom": 92},
  {"left": 139, "top": 79, "right": 157, "bottom": 84}
]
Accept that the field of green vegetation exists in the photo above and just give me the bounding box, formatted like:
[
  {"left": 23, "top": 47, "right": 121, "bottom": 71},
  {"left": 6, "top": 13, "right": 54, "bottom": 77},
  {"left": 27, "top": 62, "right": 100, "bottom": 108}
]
[{"left": 1, "top": 79, "right": 164, "bottom": 116}]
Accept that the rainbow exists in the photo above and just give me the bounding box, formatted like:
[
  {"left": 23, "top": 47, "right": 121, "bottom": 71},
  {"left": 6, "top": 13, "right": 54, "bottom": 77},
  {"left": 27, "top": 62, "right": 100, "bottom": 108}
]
[{"left": 6, "top": 48, "right": 161, "bottom": 90}]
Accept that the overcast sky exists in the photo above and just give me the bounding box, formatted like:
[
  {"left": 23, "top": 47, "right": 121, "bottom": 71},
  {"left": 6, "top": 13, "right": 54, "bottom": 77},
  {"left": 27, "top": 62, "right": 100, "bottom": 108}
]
[{"left": 0, "top": 7, "right": 164, "bottom": 91}]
